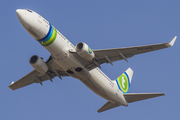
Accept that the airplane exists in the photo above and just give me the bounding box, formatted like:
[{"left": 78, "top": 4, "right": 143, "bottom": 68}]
[{"left": 9, "top": 9, "right": 177, "bottom": 113}]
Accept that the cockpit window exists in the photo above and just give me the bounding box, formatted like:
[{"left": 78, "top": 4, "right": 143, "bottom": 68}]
[{"left": 26, "top": 9, "right": 32, "bottom": 13}]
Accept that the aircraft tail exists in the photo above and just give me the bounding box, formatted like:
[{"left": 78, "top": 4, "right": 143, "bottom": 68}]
[
  {"left": 116, "top": 68, "right": 133, "bottom": 93},
  {"left": 97, "top": 68, "right": 165, "bottom": 113}
]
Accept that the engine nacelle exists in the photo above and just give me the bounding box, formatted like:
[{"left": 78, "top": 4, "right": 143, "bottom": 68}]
[
  {"left": 29, "top": 55, "right": 48, "bottom": 74},
  {"left": 76, "top": 42, "right": 95, "bottom": 61}
]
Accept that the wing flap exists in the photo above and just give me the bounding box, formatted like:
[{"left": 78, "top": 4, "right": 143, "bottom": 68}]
[
  {"left": 124, "top": 93, "right": 165, "bottom": 103},
  {"left": 98, "top": 101, "right": 120, "bottom": 113}
]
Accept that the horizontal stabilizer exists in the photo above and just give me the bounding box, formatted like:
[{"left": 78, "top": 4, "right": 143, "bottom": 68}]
[
  {"left": 124, "top": 93, "right": 165, "bottom": 103},
  {"left": 98, "top": 93, "right": 164, "bottom": 113},
  {"left": 98, "top": 101, "right": 120, "bottom": 113}
]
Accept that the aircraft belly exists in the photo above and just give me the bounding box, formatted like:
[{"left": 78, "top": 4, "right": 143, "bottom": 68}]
[
  {"left": 80, "top": 68, "right": 116, "bottom": 101},
  {"left": 38, "top": 29, "right": 125, "bottom": 103},
  {"left": 34, "top": 24, "right": 126, "bottom": 103},
  {"left": 40, "top": 31, "right": 85, "bottom": 75},
  {"left": 81, "top": 77, "right": 110, "bottom": 100}
]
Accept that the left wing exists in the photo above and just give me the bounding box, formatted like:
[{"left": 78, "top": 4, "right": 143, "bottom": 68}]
[
  {"left": 72, "top": 36, "right": 176, "bottom": 70},
  {"left": 9, "top": 56, "right": 69, "bottom": 90}
]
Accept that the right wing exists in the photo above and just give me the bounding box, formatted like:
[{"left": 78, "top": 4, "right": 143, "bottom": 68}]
[{"left": 9, "top": 56, "right": 69, "bottom": 90}]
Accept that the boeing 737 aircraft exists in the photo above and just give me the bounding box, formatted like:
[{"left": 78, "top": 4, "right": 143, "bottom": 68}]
[{"left": 9, "top": 9, "right": 177, "bottom": 113}]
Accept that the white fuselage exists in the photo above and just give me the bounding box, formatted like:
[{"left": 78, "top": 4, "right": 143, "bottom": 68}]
[{"left": 16, "top": 9, "right": 128, "bottom": 106}]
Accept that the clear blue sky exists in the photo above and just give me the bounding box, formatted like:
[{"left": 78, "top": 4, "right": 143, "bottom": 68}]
[{"left": 0, "top": 0, "right": 180, "bottom": 119}]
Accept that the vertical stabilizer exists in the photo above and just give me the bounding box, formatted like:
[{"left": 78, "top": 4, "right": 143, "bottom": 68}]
[{"left": 116, "top": 68, "right": 133, "bottom": 93}]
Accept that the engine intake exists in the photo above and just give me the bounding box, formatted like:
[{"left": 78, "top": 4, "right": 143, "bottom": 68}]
[
  {"left": 76, "top": 42, "right": 95, "bottom": 61},
  {"left": 29, "top": 55, "right": 48, "bottom": 74}
]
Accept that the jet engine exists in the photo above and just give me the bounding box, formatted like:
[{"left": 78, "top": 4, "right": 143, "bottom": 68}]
[
  {"left": 29, "top": 55, "right": 48, "bottom": 74},
  {"left": 76, "top": 42, "right": 95, "bottom": 61}
]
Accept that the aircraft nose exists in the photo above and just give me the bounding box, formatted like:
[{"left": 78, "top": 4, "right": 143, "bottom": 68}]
[
  {"left": 16, "top": 9, "right": 43, "bottom": 40},
  {"left": 16, "top": 9, "right": 24, "bottom": 19},
  {"left": 16, "top": 9, "right": 31, "bottom": 30},
  {"left": 16, "top": 9, "right": 27, "bottom": 24},
  {"left": 16, "top": 9, "right": 20, "bottom": 14}
]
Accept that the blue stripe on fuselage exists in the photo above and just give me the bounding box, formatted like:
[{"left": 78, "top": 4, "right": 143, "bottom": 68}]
[{"left": 38, "top": 24, "right": 52, "bottom": 42}]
